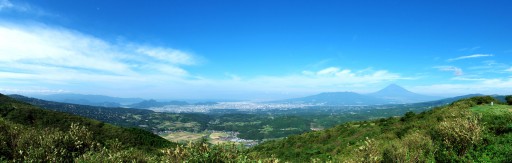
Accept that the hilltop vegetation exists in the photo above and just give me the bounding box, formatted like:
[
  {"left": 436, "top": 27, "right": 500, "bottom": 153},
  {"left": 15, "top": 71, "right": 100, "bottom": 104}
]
[{"left": 248, "top": 96, "right": 512, "bottom": 162}]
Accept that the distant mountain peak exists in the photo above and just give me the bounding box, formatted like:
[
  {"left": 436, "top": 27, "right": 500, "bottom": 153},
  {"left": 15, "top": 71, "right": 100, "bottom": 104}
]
[
  {"left": 384, "top": 83, "right": 403, "bottom": 89},
  {"left": 278, "top": 91, "right": 388, "bottom": 105},
  {"left": 372, "top": 84, "right": 414, "bottom": 96},
  {"left": 369, "top": 84, "right": 440, "bottom": 103}
]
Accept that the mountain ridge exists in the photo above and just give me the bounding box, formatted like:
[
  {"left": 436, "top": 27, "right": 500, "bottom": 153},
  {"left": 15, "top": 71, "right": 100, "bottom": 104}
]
[
  {"left": 33, "top": 93, "right": 144, "bottom": 107},
  {"left": 368, "top": 84, "right": 440, "bottom": 103},
  {"left": 277, "top": 84, "right": 442, "bottom": 105}
]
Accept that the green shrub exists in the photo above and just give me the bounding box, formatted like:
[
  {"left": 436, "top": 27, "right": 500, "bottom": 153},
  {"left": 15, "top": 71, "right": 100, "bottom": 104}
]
[
  {"left": 383, "top": 131, "right": 435, "bottom": 162},
  {"left": 506, "top": 95, "right": 512, "bottom": 105},
  {"left": 13, "top": 123, "right": 98, "bottom": 162},
  {"left": 435, "top": 110, "right": 483, "bottom": 156},
  {"left": 161, "top": 138, "right": 250, "bottom": 162},
  {"left": 353, "top": 137, "right": 382, "bottom": 163}
]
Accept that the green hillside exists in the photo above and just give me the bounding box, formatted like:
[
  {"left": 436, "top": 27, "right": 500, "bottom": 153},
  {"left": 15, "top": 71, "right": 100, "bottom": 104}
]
[
  {"left": 0, "top": 93, "right": 178, "bottom": 161},
  {"left": 248, "top": 96, "right": 512, "bottom": 162}
]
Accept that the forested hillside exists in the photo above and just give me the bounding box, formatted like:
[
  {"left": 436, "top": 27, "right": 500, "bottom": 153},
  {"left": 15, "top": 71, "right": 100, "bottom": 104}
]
[
  {"left": 0, "top": 93, "right": 175, "bottom": 161},
  {"left": 9, "top": 95, "right": 211, "bottom": 132}
]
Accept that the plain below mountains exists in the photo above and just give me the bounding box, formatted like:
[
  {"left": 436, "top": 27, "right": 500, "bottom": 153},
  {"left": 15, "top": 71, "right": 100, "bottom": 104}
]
[
  {"left": 278, "top": 84, "right": 441, "bottom": 105},
  {"left": 128, "top": 99, "right": 218, "bottom": 109}
]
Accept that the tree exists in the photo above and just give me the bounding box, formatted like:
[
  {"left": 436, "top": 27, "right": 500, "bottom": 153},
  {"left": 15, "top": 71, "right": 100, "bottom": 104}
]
[{"left": 506, "top": 95, "right": 512, "bottom": 105}]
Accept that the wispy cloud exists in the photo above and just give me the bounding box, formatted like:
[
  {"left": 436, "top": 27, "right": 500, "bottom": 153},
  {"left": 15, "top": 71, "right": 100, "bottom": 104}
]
[
  {"left": 136, "top": 47, "right": 197, "bottom": 65},
  {"left": 451, "top": 76, "right": 487, "bottom": 81},
  {"left": 435, "top": 66, "right": 463, "bottom": 76},
  {"left": 0, "top": 0, "right": 55, "bottom": 17},
  {"left": 447, "top": 54, "right": 493, "bottom": 61},
  {"left": 411, "top": 78, "right": 512, "bottom": 96},
  {"left": 0, "top": 22, "right": 197, "bottom": 86},
  {"left": 0, "top": 0, "right": 13, "bottom": 10},
  {"left": 237, "top": 67, "right": 410, "bottom": 92},
  {"left": 458, "top": 46, "right": 480, "bottom": 52},
  {"left": 0, "top": 88, "right": 69, "bottom": 94},
  {"left": 506, "top": 67, "right": 512, "bottom": 72}
]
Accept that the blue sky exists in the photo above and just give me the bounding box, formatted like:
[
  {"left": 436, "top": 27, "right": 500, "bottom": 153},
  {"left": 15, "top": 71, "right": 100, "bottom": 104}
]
[{"left": 1, "top": 0, "right": 511, "bottom": 100}]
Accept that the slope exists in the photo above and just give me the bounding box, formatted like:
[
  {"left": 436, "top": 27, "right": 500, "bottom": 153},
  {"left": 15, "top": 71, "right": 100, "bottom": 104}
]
[
  {"left": 0, "top": 93, "right": 175, "bottom": 150},
  {"left": 9, "top": 94, "right": 210, "bottom": 132},
  {"left": 248, "top": 96, "right": 512, "bottom": 162}
]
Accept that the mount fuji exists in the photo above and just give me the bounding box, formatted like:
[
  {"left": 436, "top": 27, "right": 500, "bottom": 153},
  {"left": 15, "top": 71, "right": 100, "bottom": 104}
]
[{"left": 277, "top": 84, "right": 441, "bottom": 105}]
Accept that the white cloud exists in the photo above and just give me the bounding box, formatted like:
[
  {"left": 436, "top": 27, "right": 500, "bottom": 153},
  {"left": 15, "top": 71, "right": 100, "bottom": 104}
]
[
  {"left": 316, "top": 67, "right": 340, "bottom": 75},
  {"left": 506, "top": 67, "right": 512, "bottom": 72},
  {"left": 0, "top": 0, "right": 50, "bottom": 16},
  {"left": 229, "top": 67, "right": 407, "bottom": 92},
  {"left": 411, "top": 77, "right": 512, "bottom": 96},
  {"left": 0, "top": 87, "right": 69, "bottom": 94},
  {"left": 0, "top": 22, "right": 196, "bottom": 87},
  {"left": 447, "top": 54, "right": 493, "bottom": 61},
  {"left": 435, "top": 66, "right": 463, "bottom": 76},
  {"left": 458, "top": 46, "right": 480, "bottom": 52},
  {"left": 136, "top": 47, "right": 196, "bottom": 65},
  {"left": 451, "top": 76, "right": 487, "bottom": 81}
]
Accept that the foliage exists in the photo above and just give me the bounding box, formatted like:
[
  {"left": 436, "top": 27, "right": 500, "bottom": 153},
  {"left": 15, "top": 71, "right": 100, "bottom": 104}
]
[
  {"left": 435, "top": 109, "right": 483, "bottom": 156},
  {"left": 248, "top": 96, "right": 512, "bottom": 162},
  {"left": 0, "top": 118, "right": 98, "bottom": 162},
  {"left": 382, "top": 131, "right": 435, "bottom": 163},
  {"left": 506, "top": 95, "right": 512, "bottom": 105},
  {"left": 355, "top": 137, "right": 382, "bottom": 162},
  {"left": 0, "top": 94, "right": 174, "bottom": 150}
]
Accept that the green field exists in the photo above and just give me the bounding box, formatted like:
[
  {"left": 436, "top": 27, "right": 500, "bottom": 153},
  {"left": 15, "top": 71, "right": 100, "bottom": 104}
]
[
  {"left": 471, "top": 104, "right": 512, "bottom": 114},
  {"left": 209, "top": 132, "right": 231, "bottom": 144},
  {"left": 160, "top": 131, "right": 242, "bottom": 145},
  {"left": 161, "top": 132, "right": 207, "bottom": 143}
]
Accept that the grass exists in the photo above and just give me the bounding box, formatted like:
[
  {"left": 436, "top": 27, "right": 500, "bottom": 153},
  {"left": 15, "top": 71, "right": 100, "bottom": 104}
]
[
  {"left": 471, "top": 104, "right": 512, "bottom": 114},
  {"left": 209, "top": 132, "right": 232, "bottom": 144},
  {"left": 161, "top": 132, "right": 207, "bottom": 143},
  {"left": 156, "top": 121, "right": 201, "bottom": 130},
  {"left": 160, "top": 131, "right": 240, "bottom": 145}
]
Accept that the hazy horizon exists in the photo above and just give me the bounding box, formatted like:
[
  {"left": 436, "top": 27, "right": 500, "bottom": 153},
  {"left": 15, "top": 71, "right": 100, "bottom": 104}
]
[
  {"left": 1, "top": 0, "right": 511, "bottom": 100},
  {"left": 9, "top": 84, "right": 495, "bottom": 102}
]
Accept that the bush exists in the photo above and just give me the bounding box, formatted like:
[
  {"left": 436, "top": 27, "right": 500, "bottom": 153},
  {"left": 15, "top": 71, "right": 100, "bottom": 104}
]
[
  {"left": 435, "top": 110, "right": 483, "bottom": 156},
  {"left": 468, "top": 96, "right": 498, "bottom": 105},
  {"left": 14, "top": 123, "right": 97, "bottom": 162},
  {"left": 506, "top": 95, "right": 512, "bottom": 105},
  {"left": 160, "top": 138, "right": 250, "bottom": 162},
  {"left": 383, "top": 131, "right": 435, "bottom": 162},
  {"left": 400, "top": 111, "right": 415, "bottom": 122},
  {"left": 353, "top": 137, "right": 381, "bottom": 162}
]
